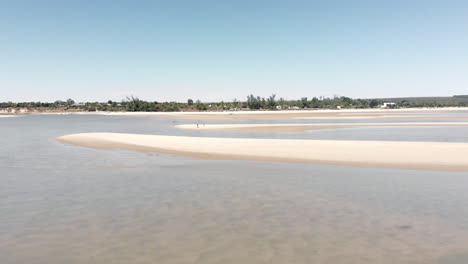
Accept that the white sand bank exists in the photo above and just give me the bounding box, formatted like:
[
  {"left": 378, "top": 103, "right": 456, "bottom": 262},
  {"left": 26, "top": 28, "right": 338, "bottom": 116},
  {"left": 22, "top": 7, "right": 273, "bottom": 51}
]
[
  {"left": 175, "top": 122, "right": 468, "bottom": 132},
  {"left": 56, "top": 133, "right": 468, "bottom": 171}
]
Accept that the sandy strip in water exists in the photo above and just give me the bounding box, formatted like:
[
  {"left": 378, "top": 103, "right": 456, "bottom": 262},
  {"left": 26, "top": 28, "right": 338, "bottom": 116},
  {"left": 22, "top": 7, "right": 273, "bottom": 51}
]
[
  {"left": 175, "top": 122, "right": 468, "bottom": 132},
  {"left": 57, "top": 133, "right": 468, "bottom": 171}
]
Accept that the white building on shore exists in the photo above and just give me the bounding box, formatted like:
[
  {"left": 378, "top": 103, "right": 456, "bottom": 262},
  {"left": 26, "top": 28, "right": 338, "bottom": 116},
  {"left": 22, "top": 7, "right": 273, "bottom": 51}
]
[{"left": 380, "top": 102, "right": 396, "bottom": 108}]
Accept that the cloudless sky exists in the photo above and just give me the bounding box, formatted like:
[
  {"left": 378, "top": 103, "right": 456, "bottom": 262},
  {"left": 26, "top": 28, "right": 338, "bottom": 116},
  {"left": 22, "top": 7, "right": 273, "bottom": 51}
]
[{"left": 1, "top": 0, "right": 468, "bottom": 102}]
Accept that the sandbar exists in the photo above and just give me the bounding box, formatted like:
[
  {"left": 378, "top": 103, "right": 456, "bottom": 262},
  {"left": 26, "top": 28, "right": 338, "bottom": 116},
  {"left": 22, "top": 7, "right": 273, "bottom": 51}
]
[
  {"left": 57, "top": 133, "right": 468, "bottom": 171},
  {"left": 175, "top": 122, "right": 468, "bottom": 132}
]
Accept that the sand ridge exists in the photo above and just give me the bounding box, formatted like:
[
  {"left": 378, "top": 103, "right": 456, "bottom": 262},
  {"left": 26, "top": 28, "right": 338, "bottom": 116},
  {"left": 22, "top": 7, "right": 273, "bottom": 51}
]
[
  {"left": 175, "top": 122, "right": 468, "bottom": 132},
  {"left": 57, "top": 133, "right": 468, "bottom": 171}
]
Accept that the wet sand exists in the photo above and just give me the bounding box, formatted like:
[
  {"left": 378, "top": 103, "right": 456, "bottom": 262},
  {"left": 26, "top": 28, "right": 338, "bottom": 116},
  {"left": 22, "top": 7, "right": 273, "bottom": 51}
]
[
  {"left": 56, "top": 133, "right": 468, "bottom": 171},
  {"left": 175, "top": 122, "right": 468, "bottom": 132}
]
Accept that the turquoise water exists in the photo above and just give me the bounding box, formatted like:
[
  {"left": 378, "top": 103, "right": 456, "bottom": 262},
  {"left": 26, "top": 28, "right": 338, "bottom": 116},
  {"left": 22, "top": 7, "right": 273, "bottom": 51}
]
[{"left": 1, "top": 114, "right": 468, "bottom": 264}]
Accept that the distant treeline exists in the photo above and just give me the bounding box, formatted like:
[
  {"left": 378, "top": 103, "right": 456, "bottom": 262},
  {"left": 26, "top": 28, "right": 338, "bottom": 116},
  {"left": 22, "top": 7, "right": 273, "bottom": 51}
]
[{"left": 1, "top": 95, "right": 468, "bottom": 112}]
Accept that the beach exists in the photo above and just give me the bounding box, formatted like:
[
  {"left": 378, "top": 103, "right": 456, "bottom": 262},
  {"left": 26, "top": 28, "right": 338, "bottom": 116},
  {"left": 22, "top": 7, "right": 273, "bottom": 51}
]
[{"left": 57, "top": 133, "right": 468, "bottom": 171}]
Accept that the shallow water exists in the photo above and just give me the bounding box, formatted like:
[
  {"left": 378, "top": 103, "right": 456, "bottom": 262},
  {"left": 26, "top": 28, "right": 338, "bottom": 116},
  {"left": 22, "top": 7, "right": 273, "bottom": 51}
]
[{"left": 1, "top": 114, "right": 468, "bottom": 264}]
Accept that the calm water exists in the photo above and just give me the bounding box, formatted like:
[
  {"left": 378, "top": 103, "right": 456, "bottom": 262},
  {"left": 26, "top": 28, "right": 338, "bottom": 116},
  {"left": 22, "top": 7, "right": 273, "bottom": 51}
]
[{"left": 2, "top": 114, "right": 468, "bottom": 264}]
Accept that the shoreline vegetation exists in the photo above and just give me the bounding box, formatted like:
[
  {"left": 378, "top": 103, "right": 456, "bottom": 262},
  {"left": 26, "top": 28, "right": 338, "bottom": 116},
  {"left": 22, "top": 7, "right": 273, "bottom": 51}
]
[
  {"left": 57, "top": 133, "right": 468, "bottom": 171},
  {"left": 2, "top": 94, "right": 468, "bottom": 114}
]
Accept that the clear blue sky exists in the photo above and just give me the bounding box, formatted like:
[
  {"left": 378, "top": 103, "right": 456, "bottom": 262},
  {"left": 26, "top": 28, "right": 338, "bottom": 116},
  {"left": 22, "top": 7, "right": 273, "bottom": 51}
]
[{"left": 1, "top": 0, "right": 467, "bottom": 102}]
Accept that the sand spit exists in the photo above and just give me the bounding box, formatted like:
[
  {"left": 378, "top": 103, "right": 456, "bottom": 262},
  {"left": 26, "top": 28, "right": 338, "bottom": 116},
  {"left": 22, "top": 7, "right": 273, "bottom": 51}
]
[
  {"left": 175, "top": 122, "right": 468, "bottom": 132},
  {"left": 57, "top": 133, "right": 468, "bottom": 171}
]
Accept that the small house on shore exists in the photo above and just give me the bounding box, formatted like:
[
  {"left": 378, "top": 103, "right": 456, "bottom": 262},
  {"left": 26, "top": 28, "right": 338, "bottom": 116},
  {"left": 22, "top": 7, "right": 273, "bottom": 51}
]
[{"left": 380, "top": 102, "right": 396, "bottom": 108}]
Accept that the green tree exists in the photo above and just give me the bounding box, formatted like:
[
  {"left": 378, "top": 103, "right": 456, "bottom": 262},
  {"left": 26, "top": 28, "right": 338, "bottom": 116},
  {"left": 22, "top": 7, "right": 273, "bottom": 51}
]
[
  {"left": 266, "top": 94, "right": 277, "bottom": 109},
  {"left": 340, "top": 96, "right": 353, "bottom": 106},
  {"left": 195, "top": 100, "right": 207, "bottom": 111},
  {"left": 278, "top": 97, "right": 286, "bottom": 108},
  {"left": 66, "top": 98, "right": 75, "bottom": 105},
  {"left": 310, "top": 97, "right": 319, "bottom": 108},
  {"left": 232, "top": 98, "right": 240, "bottom": 108},
  {"left": 300, "top": 97, "right": 309, "bottom": 108},
  {"left": 369, "top": 99, "right": 379, "bottom": 108},
  {"left": 125, "top": 96, "right": 143, "bottom": 111},
  {"left": 247, "top": 94, "right": 261, "bottom": 109}
]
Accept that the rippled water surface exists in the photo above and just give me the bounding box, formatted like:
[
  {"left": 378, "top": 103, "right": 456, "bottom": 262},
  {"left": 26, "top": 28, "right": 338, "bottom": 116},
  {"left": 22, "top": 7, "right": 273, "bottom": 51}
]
[{"left": 1, "top": 114, "right": 468, "bottom": 264}]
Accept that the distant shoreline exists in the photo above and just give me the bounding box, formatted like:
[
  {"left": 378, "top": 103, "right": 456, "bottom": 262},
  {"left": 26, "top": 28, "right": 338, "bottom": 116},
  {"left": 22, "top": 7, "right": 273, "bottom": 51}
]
[
  {"left": 4, "top": 107, "right": 467, "bottom": 121},
  {"left": 2, "top": 107, "right": 468, "bottom": 116}
]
